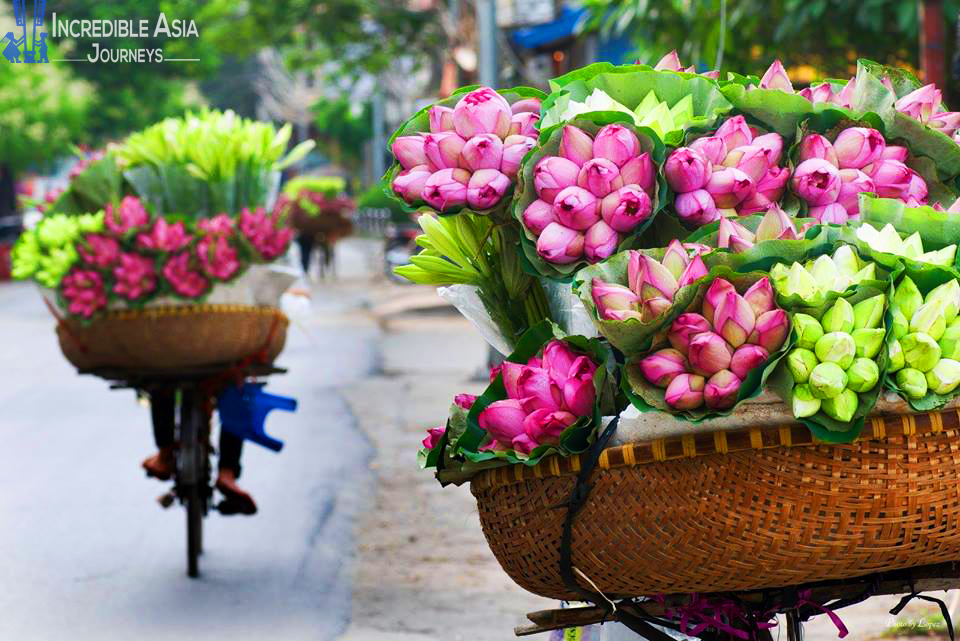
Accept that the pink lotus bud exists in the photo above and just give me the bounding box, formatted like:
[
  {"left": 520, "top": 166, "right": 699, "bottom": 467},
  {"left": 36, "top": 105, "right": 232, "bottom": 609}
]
[
  {"left": 880, "top": 145, "right": 909, "bottom": 162},
  {"left": 809, "top": 202, "right": 848, "bottom": 225},
  {"left": 163, "top": 252, "right": 209, "bottom": 298},
  {"left": 743, "top": 278, "right": 775, "bottom": 317},
  {"left": 79, "top": 233, "right": 121, "bottom": 268},
  {"left": 105, "top": 195, "right": 151, "bottom": 235},
  {"left": 453, "top": 87, "right": 512, "bottom": 139},
  {"left": 800, "top": 83, "right": 835, "bottom": 104},
  {"left": 688, "top": 331, "right": 734, "bottom": 376},
  {"left": 639, "top": 296, "right": 671, "bottom": 322},
  {"left": 543, "top": 340, "right": 590, "bottom": 385},
  {"left": 196, "top": 235, "right": 240, "bottom": 282},
  {"left": 61, "top": 268, "right": 108, "bottom": 318},
  {"left": 422, "top": 426, "right": 446, "bottom": 450},
  {"left": 674, "top": 189, "right": 719, "bottom": 226},
  {"left": 500, "top": 361, "right": 525, "bottom": 398},
  {"left": 478, "top": 399, "right": 526, "bottom": 445},
  {"left": 592, "top": 278, "right": 640, "bottom": 318},
  {"left": 554, "top": 186, "right": 600, "bottom": 230},
  {"left": 755, "top": 166, "right": 790, "bottom": 203},
  {"left": 562, "top": 356, "right": 597, "bottom": 415},
  {"left": 522, "top": 199, "right": 557, "bottom": 235},
  {"left": 578, "top": 158, "right": 624, "bottom": 198},
  {"left": 454, "top": 394, "right": 477, "bottom": 409},
  {"left": 461, "top": 134, "right": 504, "bottom": 171},
  {"left": 701, "top": 70, "right": 721, "bottom": 79},
  {"left": 429, "top": 106, "right": 455, "bottom": 133},
  {"left": 661, "top": 239, "right": 690, "bottom": 280},
  {"left": 895, "top": 84, "right": 942, "bottom": 122},
  {"left": 619, "top": 153, "right": 656, "bottom": 195},
  {"left": 715, "top": 115, "right": 753, "bottom": 150},
  {"left": 391, "top": 135, "right": 429, "bottom": 170},
  {"left": 600, "top": 185, "right": 652, "bottom": 233},
  {"left": 593, "top": 124, "right": 640, "bottom": 167},
  {"left": 730, "top": 344, "right": 769, "bottom": 380},
  {"left": 834, "top": 127, "right": 885, "bottom": 169},
  {"left": 792, "top": 158, "right": 842, "bottom": 206},
  {"left": 664, "top": 147, "right": 711, "bottom": 192},
  {"left": 665, "top": 373, "right": 705, "bottom": 410},
  {"left": 422, "top": 168, "right": 470, "bottom": 211},
  {"left": 635, "top": 253, "right": 679, "bottom": 301},
  {"left": 750, "top": 308, "right": 789, "bottom": 353},
  {"left": 511, "top": 98, "right": 542, "bottom": 114},
  {"left": 703, "top": 278, "right": 736, "bottom": 326},
  {"left": 137, "top": 218, "right": 192, "bottom": 253},
  {"left": 678, "top": 254, "right": 708, "bottom": 288},
  {"left": 704, "top": 369, "right": 743, "bottom": 409},
  {"left": 714, "top": 290, "right": 756, "bottom": 348},
  {"left": 689, "top": 136, "right": 728, "bottom": 165},
  {"left": 759, "top": 59, "right": 793, "bottom": 92},
  {"left": 928, "top": 111, "right": 960, "bottom": 136},
  {"left": 837, "top": 169, "right": 875, "bottom": 215},
  {"left": 717, "top": 217, "right": 756, "bottom": 250},
  {"left": 500, "top": 135, "right": 536, "bottom": 178},
  {"left": 519, "top": 409, "right": 576, "bottom": 452},
  {"left": 754, "top": 204, "right": 796, "bottom": 241},
  {"left": 654, "top": 50, "right": 683, "bottom": 71},
  {"left": 516, "top": 366, "right": 564, "bottom": 412},
  {"left": 534, "top": 156, "right": 580, "bottom": 203},
  {"left": 627, "top": 250, "right": 643, "bottom": 294},
  {"left": 738, "top": 191, "right": 772, "bottom": 217},
  {"left": 866, "top": 159, "right": 913, "bottom": 200},
  {"left": 723, "top": 144, "right": 772, "bottom": 183},
  {"left": 751, "top": 133, "right": 784, "bottom": 165},
  {"left": 905, "top": 171, "right": 928, "bottom": 204},
  {"left": 584, "top": 221, "right": 619, "bottom": 263},
  {"left": 423, "top": 132, "right": 467, "bottom": 170},
  {"left": 392, "top": 164, "right": 432, "bottom": 203},
  {"left": 467, "top": 168, "right": 511, "bottom": 210},
  {"left": 668, "top": 313, "right": 711, "bottom": 354},
  {"left": 705, "top": 167, "right": 754, "bottom": 208},
  {"left": 113, "top": 252, "right": 158, "bottom": 300},
  {"left": 559, "top": 125, "right": 594, "bottom": 166},
  {"left": 536, "top": 222, "right": 584, "bottom": 264},
  {"left": 509, "top": 112, "right": 540, "bottom": 138},
  {"left": 798, "top": 134, "right": 839, "bottom": 167},
  {"left": 728, "top": 235, "right": 755, "bottom": 253},
  {"left": 640, "top": 348, "right": 687, "bottom": 387},
  {"left": 836, "top": 77, "right": 857, "bottom": 108}
]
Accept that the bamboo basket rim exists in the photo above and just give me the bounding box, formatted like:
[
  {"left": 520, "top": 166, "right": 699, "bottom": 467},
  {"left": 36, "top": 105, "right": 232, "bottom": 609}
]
[
  {"left": 470, "top": 409, "right": 960, "bottom": 492},
  {"left": 64, "top": 303, "right": 287, "bottom": 323}
]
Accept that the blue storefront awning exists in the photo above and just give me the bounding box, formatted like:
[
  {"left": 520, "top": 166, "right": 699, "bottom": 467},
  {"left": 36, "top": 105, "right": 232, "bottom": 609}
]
[{"left": 510, "top": 6, "right": 588, "bottom": 50}]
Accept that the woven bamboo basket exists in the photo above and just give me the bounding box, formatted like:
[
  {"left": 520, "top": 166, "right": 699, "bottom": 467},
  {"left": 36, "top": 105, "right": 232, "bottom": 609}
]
[
  {"left": 471, "top": 409, "right": 960, "bottom": 600},
  {"left": 55, "top": 304, "right": 289, "bottom": 371}
]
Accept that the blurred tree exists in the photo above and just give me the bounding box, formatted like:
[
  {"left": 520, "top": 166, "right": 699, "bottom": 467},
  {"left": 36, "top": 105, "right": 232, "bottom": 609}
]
[
  {"left": 311, "top": 97, "right": 372, "bottom": 174},
  {"left": 583, "top": 0, "right": 960, "bottom": 85}
]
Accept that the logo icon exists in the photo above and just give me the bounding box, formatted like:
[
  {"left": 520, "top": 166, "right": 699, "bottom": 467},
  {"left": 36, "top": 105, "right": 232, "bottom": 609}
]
[{"left": 3, "top": 0, "right": 48, "bottom": 63}]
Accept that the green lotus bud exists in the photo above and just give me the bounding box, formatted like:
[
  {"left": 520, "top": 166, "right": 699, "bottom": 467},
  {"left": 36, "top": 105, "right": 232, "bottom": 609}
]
[
  {"left": 792, "top": 384, "right": 822, "bottom": 418},
  {"left": 940, "top": 318, "right": 960, "bottom": 360},
  {"left": 793, "top": 313, "right": 824, "bottom": 350},
  {"left": 852, "top": 328, "right": 885, "bottom": 359},
  {"left": 894, "top": 277, "right": 923, "bottom": 320},
  {"left": 901, "top": 232, "right": 924, "bottom": 259},
  {"left": 896, "top": 368, "right": 929, "bottom": 399},
  {"left": 891, "top": 308, "right": 909, "bottom": 339},
  {"left": 784, "top": 263, "right": 819, "bottom": 300},
  {"left": 852, "top": 295, "right": 885, "bottom": 330},
  {"left": 822, "top": 297, "right": 855, "bottom": 333},
  {"left": 901, "top": 332, "right": 941, "bottom": 372},
  {"left": 832, "top": 245, "right": 860, "bottom": 279},
  {"left": 925, "top": 279, "right": 960, "bottom": 323},
  {"left": 10, "top": 231, "right": 41, "bottom": 279},
  {"left": 846, "top": 358, "right": 880, "bottom": 393},
  {"left": 888, "top": 339, "right": 905, "bottom": 372},
  {"left": 876, "top": 224, "right": 904, "bottom": 254},
  {"left": 76, "top": 211, "right": 105, "bottom": 234},
  {"left": 809, "top": 255, "right": 838, "bottom": 289},
  {"left": 919, "top": 245, "right": 957, "bottom": 267},
  {"left": 925, "top": 359, "right": 960, "bottom": 395},
  {"left": 809, "top": 362, "right": 848, "bottom": 399},
  {"left": 36, "top": 214, "right": 80, "bottom": 249},
  {"left": 786, "top": 348, "right": 819, "bottom": 383},
  {"left": 769, "top": 262, "right": 790, "bottom": 284},
  {"left": 814, "top": 331, "right": 857, "bottom": 369},
  {"left": 822, "top": 388, "right": 859, "bottom": 423},
  {"left": 910, "top": 301, "right": 946, "bottom": 341},
  {"left": 853, "top": 263, "right": 876, "bottom": 284}
]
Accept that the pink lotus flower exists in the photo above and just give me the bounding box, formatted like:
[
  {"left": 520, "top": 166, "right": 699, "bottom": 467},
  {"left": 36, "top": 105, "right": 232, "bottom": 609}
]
[
  {"left": 520, "top": 409, "right": 577, "bottom": 454},
  {"left": 522, "top": 199, "right": 557, "bottom": 235},
  {"left": 759, "top": 59, "right": 793, "bottom": 92},
  {"left": 197, "top": 235, "right": 241, "bottom": 282},
  {"left": 500, "top": 135, "right": 536, "bottom": 178},
  {"left": 836, "top": 77, "right": 857, "bottom": 108},
  {"left": 723, "top": 144, "right": 772, "bottom": 183},
  {"left": 112, "top": 252, "right": 157, "bottom": 300},
  {"left": 592, "top": 124, "right": 640, "bottom": 167},
  {"left": 705, "top": 167, "right": 754, "bottom": 208},
  {"left": 509, "top": 112, "right": 540, "bottom": 138},
  {"left": 510, "top": 98, "right": 542, "bottom": 114},
  {"left": 654, "top": 50, "right": 683, "bottom": 71},
  {"left": 755, "top": 204, "right": 798, "bottom": 241},
  {"left": 198, "top": 214, "right": 234, "bottom": 236},
  {"left": 730, "top": 344, "right": 769, "bottom": 380},
  {"left": 78, "top": 233, "right": 120, "bottom": 268},
  {"left": 664, "top": 147, "right": 711, "bottom": 192},
  {"left": 554, "top": 186, "right": 600, "bottom": 230},
  {"left": 834, "top": 127, "right": 885, "bottom": 169},
  {"left": 542, "top": 339, "right": 586, "bottom": 383},
  {"left": 631, "top": 252, "right": 679, "bottom": 301},
  {"left": 664, "top": 373, "right": 705, "bottom": 410},
  {"left": 467, "top": 169, "right": 511, "bottom": 210},
  {"left": 660, "top": 239, "right": 689, "bottom": 280},
  {"left": 678, "top": 255, "right": 708, "bottom": 288},
  {"left": 392, "top": 164, "right": 433, "bottom": 203},
  {"left": 559, "top": 125, "right": 594, "bottom": 166},
  {"left": 689, "top": 136, "right": 727, "bottom": 165},
  {"left": 866, "top": 159, "right": 914, "bottom": 200},
  {"left": 423, "top": 132, "right": 467, "bottom": 170},
  {"left": 391, "top": 135, "right": 429, "bottom": 170},
  {"left": 799, "top": 83, "right": 835, "bottom": 105},
  {"left": 837, "top": 169, "right": 876, "bottom": 215},
  {"left": 798, "top": 134, "right": 839, "bottom": 166},
  {"left": 428, "top": 106, "right": 454, "bottom": 133},
  {"left": 461, "top": 134, "right": 504, "bottom": 171},
  {"left": 562, "top": 356, "right": 597, "bottom": 416},
  {"left": 453, "top": 394, "right": 476, "bottom": 410},
  {"left": 880, "top": 145, "right": 909, "bottom": 162},
  {"left": 421, "top": 426, "right": 446, "bottom": 450},
  {"left": 713, "top": 290, "right": 756, "bottom": 348},
  {"left": 162, "top": 252, "right": 210, "bottom": 298},
  {"left": 717, "top": 217, "right": 755, "bottom": 250},
  {"left": 928, "top": 111, "right": 960, "bottom": 136},
  {"left": 536, "top": 223, "right": 584, "bottom": 264},
  {"left": 751, "top": 133, "right": 784, "bottom": 165},
  {"left": 704, "top": 370, "right": 742, "bottom": 409},
  {"left": 668, "top": 313, "right": 711, "bottom": 354},
  {"left": 478, "top": 398, "right": 526, "bottom": 446},
  {"left": 702, "top": 278, "right": 735, "bottom": 326},
  {"left": 619, "top": 153, "right": 656, "bottom": 195},
  {"left": 105, "top": 195, "right": 150, "bottom": 235},
  {"left": 751, "top": 309, "right": 789, "bottom": 353},
  {"left": 583, "top": 221, "right": 619, "bottom": 264},
  {"left": 809, "top": 202, "right": 849, "bottom": 225},
  {"left": 895, "top": 84, "right": 941, "bottom": 122},
  {"left": 674, "top": 189, "right": 719, "bottom": 226},
  {"left": 452, "top": 87, "right": 512, "bottom": 139},
  {"left": 792, "top": 158, "right": 841, "bottom": 206},
  {"left": 534, "top": 156, "right": 580, "bottom": 203},
  {"left": 743, "top": 278, "right": 775, "bottom": 317},
  {"left": 422, "top": 168, "right": 470, "bottom": 212},
  {"left": 715, "top": 115, "right": 753, "bottom": 151},
  {"left": 578, "top": 158, "right": 624, "bottom": 198},
  {"left": 600, "top": 185, "right": 652, "bottom": 233},
  {"left": 904, "top": 171, "right": 928, "bottom": 204},
  {"left": 516, "top": 366, "right": 564, "bottom": 412},
  {"left": 592, "top": 278, "right": 640, "bottom": 318},
  {"left": 61, "top": 268, "right": 108, "bottom": 318},
  {"left": 640, "top": 348, "right": 687, "bottom": 387},
  {"left": 238, "top": 206, "right": 294, "bottom": 260},
  {"left": 688, "top": 331, "right": 733, "bottom": 376}
]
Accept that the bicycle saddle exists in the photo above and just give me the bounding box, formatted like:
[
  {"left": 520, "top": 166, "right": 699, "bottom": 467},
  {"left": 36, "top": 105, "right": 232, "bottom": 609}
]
[{"left": 217, "top": 382, "right": 297, "bottom": 452}]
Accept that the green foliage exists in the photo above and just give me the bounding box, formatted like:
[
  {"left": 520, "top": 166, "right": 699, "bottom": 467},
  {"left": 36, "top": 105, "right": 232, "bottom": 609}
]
[
  {"left": 283, "top": 175, "right": 346, "bottom": 200},
  {"left": 312, "top": 98, "right": 372, "bottom": 172}
]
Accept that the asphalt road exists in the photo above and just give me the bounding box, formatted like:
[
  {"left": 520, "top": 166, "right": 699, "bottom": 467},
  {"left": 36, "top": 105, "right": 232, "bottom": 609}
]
[{"left": 0, "top": 244, "right": 379, "bottom": 641}]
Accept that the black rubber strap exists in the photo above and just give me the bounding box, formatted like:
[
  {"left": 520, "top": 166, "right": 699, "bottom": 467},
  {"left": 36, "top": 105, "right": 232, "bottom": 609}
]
[{"left": 890, "top": 590, "right": 955, "bottom": 641}]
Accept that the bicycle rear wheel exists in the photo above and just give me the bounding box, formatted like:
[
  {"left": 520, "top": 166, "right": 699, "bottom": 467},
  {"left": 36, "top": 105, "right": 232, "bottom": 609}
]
[{"left": 186, "top": 483, "right": 203, "bottom": 577}]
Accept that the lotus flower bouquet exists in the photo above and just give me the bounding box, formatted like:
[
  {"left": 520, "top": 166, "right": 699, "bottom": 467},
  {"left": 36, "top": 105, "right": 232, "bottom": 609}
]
[
  {"left": 886, "top": 275, "right": 960, "bottom": 407},
  {"left": 769, "top": 245, "right": 879, "bottom": 307},
  {"left": 854, "top": 223, "right": 957, "bottom": 268},
  {"left": 624, "top": 273, "right": 790, "bottom": 417},
  {"left": 665, "top": 115, "right": 789, "bottom": 227}
]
